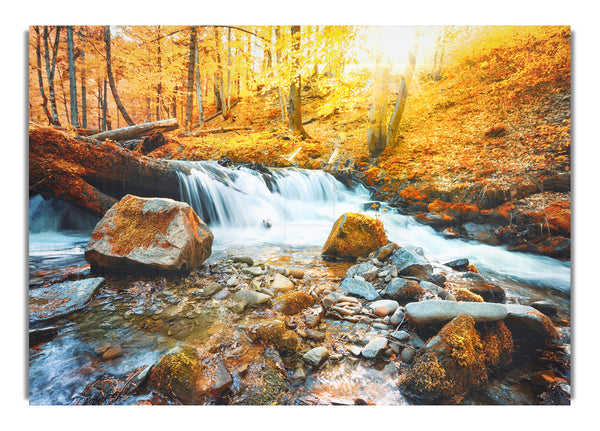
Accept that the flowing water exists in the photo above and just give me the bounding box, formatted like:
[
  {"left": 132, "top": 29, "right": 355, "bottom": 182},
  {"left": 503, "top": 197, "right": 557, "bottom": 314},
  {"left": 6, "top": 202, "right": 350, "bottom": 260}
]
[{"left": 28, "top": 162, "right": 571, "bottom": 405}]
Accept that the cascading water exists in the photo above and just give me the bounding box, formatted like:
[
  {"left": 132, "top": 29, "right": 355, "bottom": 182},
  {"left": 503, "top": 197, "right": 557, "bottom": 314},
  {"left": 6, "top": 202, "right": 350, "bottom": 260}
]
[
  {"left": 28, "top": 162, "right": 570, "bottom": 405},
  {"left": 174, "top": 161, "right": 570, "bottom": 294}
]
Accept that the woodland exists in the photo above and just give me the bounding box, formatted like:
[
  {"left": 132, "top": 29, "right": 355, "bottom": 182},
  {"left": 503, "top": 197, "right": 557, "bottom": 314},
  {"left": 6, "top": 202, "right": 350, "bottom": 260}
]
[{"left": 27, "top": 25, "right": 573, "bottom": 407}]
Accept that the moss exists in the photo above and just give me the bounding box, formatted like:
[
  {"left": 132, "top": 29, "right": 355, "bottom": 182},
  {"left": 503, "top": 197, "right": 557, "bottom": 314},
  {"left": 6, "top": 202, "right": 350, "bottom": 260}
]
[
  {"left": 322, "top": 212, "right": 388, "bottom": 260},
  {"left": 277, "top": 291, "right": 316, "bottom": 315},
  {"left": 399, "top": 350, "right": 450, "bottom": 400},
  {"left": 97, "top": 195, "right": 178, "bottom": 256},
  {"left": 243, "top": 361, "right": 288, "bottom": 405},
  {"left": 527, "top": 201, "right": 570, "bottom": 235},
  {"left": 253, "top": 320, "right": 300, "bottom": 355},
  {"left": 454, "top": 288, "right": 484, "bottom": 302},
  {"left": 147, "top": 345, "right": 201, "bottom": 403}
]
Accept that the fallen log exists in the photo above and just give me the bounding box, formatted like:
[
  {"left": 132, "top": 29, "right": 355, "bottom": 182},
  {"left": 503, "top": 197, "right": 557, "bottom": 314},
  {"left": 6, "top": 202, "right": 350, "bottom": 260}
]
[
  {"left": 29, "top": 123, "right": 184, "bottom": 218},
  {"left": 178, "top": 126, "right": 252, "bottom": 137},
  {"left": 88, "top": 118, "right": 179, "bottom": 142}
]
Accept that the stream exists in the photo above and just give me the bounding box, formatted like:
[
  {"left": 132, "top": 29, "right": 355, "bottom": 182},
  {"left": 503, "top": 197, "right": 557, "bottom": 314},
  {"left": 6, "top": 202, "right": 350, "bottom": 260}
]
[{"left": 28, "top": 162, "right": 571, "bottom": 405}]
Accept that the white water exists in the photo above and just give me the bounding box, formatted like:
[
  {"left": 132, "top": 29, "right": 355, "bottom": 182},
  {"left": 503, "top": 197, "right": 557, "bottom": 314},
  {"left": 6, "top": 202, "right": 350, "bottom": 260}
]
[
  {"left": 175, "top": 161, "right": 570, "bottom": 293},
  {"left": 28, "top": 162, "right": 570, "bottom": 292}
]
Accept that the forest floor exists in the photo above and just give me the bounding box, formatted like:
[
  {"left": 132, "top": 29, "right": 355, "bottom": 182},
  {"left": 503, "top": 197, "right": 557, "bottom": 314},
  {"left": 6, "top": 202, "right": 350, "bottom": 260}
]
[{"left": 152, "top": 28, "right": 571, "bottom": 258}]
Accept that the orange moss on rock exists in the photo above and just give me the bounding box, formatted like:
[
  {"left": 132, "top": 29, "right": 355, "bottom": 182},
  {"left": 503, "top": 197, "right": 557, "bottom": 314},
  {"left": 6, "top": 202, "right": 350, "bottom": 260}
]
[
  {"left": 527, "top": 201, "right": 570, "bottom": 235},
  {"left": 276, "top": 291, "right": 316, "bottom": 315},
  {"left": 322, "top": 212, "right": 388, "bottom": 260}
]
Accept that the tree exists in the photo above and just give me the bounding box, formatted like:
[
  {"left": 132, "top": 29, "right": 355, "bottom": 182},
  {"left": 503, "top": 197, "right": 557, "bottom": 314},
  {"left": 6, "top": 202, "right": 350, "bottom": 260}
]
[
  {"left": 32, "top": 26, "right": 52, "bottom": 124},
  {"left": 79, "top": 27, "right": 88, "bottom": 129},
  {"left": 367, "top": 30, "right": 419, "bottom": 158},
  {"left": 185, "top": 26, "right": 197, "bottom": 130},
  {"left": 195, "top": 28, "right": 204, "bottom": 126},
  {"left": 67, "top": 26, "right": 79, "bottom": 128},
  {"left": 43, "top": 26, "right": 62, "bottom": 126},
  {"left": 287, "top": 26, "right": 310, "bottom": 139},
  {"left": 104, "top": 26, "right": 135, "bottom": 126}
]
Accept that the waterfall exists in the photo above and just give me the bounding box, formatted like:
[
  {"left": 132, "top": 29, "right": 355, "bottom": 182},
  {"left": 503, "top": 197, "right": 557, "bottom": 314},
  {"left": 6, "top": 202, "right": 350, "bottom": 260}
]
[{"left": 174, "top": 161, "right": 570, "bottom": 292}]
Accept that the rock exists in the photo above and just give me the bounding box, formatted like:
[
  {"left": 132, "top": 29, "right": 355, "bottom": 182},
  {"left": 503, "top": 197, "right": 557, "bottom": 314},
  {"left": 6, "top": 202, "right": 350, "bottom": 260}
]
[
  {"left": 303, "top": 306, "right": 323, "bottom": 328},
  {"left": 270, "top": 273, "right": 294, "bottom": 293},
  {"left": 281, "top": 267, "right": 305, "bottom": 279},
  {"left": 383, "top": 278, "right": 425, "bottom": 303},
  {"left": 368, "top": 299, "right": 400, "bottom": 317},
  {"left": 530, "top": 300, "right": 558, "bottom": 317},
  {"left": 369, "top": 242, "right": 399, "bottom": 262},
  {"left": 234, "top": 256, "right": 254, "bottom": 266},
  {"left": 346, "top": 261, "right": 377, "bottom": 279},
  {"left": 390, "top": 330, "right": 410, "bottom": 341},
  {"left": 147, "top": 345, "right": 203, "bottom": 403},
  {"left": 443, "top": 258, "right": 470, "bottom": 272},
  {"left": 400, "top": 314, "right": 513, "bottom": 403},
  {"left": 29, "top": 277, "right": 105, "bottom": 323},
  {"left": 388, "top": 248, "right": 433, "bottom": 280},
  {"left": 85, "top": 195, "right": 213, "bottom": 272},
  {"left": 348, "top": 345, "right": 363, "bottom": 356},
  {"left": 305, "top": 329, "right": 326, "bottom": 341},
  {"left": 226, "top": 276, "right": 239, "bottom": 287},
  {"left": 242, "top": 266, "right": 264, "bottom": 276},
  {"left": 419, "top": 281, "right": 456, "bottom": 301},
  {"left": 504, "top": 304, "right": 560, "bottom": 344},
  {"left": 372, "top": 322, "right": 389, "bottom": 330},
  {"left": 213, "top": 288, "right": 229, "bottom": 300},
  {"left": 101, "top": 345, "right": 124, "bottom": 360},
  {"left": 405, "top": 300, "right": 508, "bottom": 325},
  {"left": 273, "top": 291, "right": 316, "bottom": 315},
  {"left": 322, "top": 212, "right": 388, "bottom": 260},
  {"left": 361, "top": 336, "right": 388, "bottom": 358},
  {"left": 400, "top": 347, "right": 416, "bottom": 363},
  {"left": 455, "top": 288, "right": 484, "bottom": 302},
  {"left": 390, "top": 307, "right": 406, "bottom": 326},
  {"left": 233, "top": 289, "right": 271, "bottom": 306},
  {"left": 467, "top": 282, "right": 506, "bottom": 303},
  {"left": 210, "top": 358, "right": 233, "bottom": 397},
  {"left": 252, "top": 320, "right": 300, "bottom": 355},
  {"left": 340, "top": 278, "right": 379, "bottom": 300},
  {"left": 462, "top": 222, "right": 499, "bottom": 244},
  {"left": 203, "top": 282, "right": 222, "bottom": 297},
  {"left": 303, "top": 346, "right": 330, "bottom": 368}
]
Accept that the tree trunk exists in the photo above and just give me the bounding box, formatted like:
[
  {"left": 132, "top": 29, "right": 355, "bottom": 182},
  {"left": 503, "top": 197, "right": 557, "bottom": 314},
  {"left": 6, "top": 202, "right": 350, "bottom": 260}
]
[
  {"left": 367, "top": 53, "right": 390, "bottom": 158},
  {"left": 67, "top": 26, "right": 79, "bottom": 128},
  {"left": 80, "top": 28, "right": 87, "bottom": 129},
  {"left": 29, "top": 124, "right": 182, "bottom": 218},
  {"left": 104, "top": 26, "right": 135, "bottom": 126},
  {"left": 288, "top": 26, "right": 310, "bottom": 139},
  {"left": 102, "top": 78, "right": 108, "bottom": 130},
  {"left": 386, "top": 36, "right": 419, "bottom": 148},
  {"left": 195, "top": 35, "right": 204, "bottom": 126},
  {"left": 33, "top": 26, "right": 52, "bottom": 124},
  {"left": 185, "top": 27, "right": 197, "bottom": 131},
  {"left": 88, "top": 118, "right": 179, "bottom": 141},
  {"left": 213, "top": 27, "right": 229, "bottom": 119},
  {"left": 43, "top": 26, "right": 61, "bottom": 126}
]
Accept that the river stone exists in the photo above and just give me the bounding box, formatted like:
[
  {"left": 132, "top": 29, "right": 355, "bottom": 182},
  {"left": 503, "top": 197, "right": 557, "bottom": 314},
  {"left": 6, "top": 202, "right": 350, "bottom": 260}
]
[
  {"left": 340, "top": 278, "right": 379, "bottom": 301},
  {"left": 405, "top": 300, "right": 508, "bottom": 325},
  {"left": 383, "top": 278, "right": 425, "bottom": 303},
  {"left": 346, "top": 262, "right": 378, "bottom": 279},
  {"left": 390, "top": 307, "right": 406, "bottom": 326},
  {"left": 369, "top": 299, "right": 400, "bottom": 317},
  {"left": 303, "top": 346, "right": 330, "bottom": 368},
  {"left": 530, "top": 300, "right": 558, "bottom": 317},
  {"left": 390, "top": 330, "right": 410, "bottom": 341},
  {"left": 203, "top": 282, "right": 222, "bottom": 296},
  {"left": 467, "top": 282, "right": 506, "bottom": 303},
  {"left": 444, "top": 258, "right": 470, "bottom": 272},
  {"left": 322, "top": 212, "right": 388, "bottom": 260},
  {"left": 361, "top": 336, "right": 388, "bottom": 358},
  {"left": 233, "top": 289, "right": 271, "bottom": 306},
  {"left": 504, "top": 304, "right": 560, "bottom": 343},
  {"left": 388, "top": 248, "right": 433, "bottom": 280},
  {"left": 29, "top": 277, "right": 105, "bottom": 323},
  {"left": 242, "top": 266, "right": 264, "bottom": 276},
  {"left": 270, "top": 273, "right": 294, "bottom": 293},
  {"left": 85, "top": 195, "right": 213, "bottom": 272},
  {"left": 420, "top": 281, "right": 456, "bottom": 301},
  {"left": 234, "top": 256, "right": 254, "bottom": 266}
]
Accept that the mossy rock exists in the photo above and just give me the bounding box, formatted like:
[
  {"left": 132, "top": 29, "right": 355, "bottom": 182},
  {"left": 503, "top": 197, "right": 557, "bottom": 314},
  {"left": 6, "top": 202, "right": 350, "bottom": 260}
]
[
  {"left": 400, "top": 314, "right": 513, "bottom": 403},
  {"left": 252, "top": 320, "right": 300, "bottom": 355},
  {"left": 147, "top": 345, "right": 202, "bottom": 404},
  {"left": 322, "top": 212, "right": 388, "bottom": 260},
  {"left": 273, "top": 291, "right": 316, "bottom": 315}
]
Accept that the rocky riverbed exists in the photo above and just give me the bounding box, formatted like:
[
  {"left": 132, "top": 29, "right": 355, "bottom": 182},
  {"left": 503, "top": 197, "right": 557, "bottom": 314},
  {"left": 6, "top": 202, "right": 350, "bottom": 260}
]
[{"left": 29, "top": 239, "right": 570, "bottom": 405}]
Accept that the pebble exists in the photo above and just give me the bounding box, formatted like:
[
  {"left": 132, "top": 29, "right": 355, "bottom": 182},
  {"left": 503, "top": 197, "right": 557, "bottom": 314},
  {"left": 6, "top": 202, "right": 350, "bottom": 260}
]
[
  {"left": 372, "top": 322, "right": 388, "bottom": 330},
  {"left": 242, "top": 266, "right": 264, "bottom": 276},
  {"left": 389, "top": 308, "right": 405, "bottom": 326},
  {"left": 340, "top": 278, "right": 379, "bottom": 301},
  {"left": 102, "top": 345, "right": 124, "bottom": 360},
  {"left": 368, "top": 299, "right": 400, "bottom": 317},
  {"left": 390, "top": 330, "right": 410, "bottom": 341},
  {"left": 303, "top": 346, "right": 330, "bottom": 368},
  {"left": 270, "top": 273, "right": 294, "bottom": 293},
  {"left": 233, "top": 289, "right": 271, "bottom": 305},
  {"left": 400, "top": 347, "right": 416, "bottom": 363},
  {"left": 234, "top": 256, "right": 254, "bottom": 266},
  {"left": 227, "top": 276, "right": 239, "bottom": 287},
  {"left": 203, "top": 282, "right": 222, "bottom": 297},
  {"left": 213, "top": 288, "right": 229, "bottom": 300},
  {"left": 348, "top": 345, "right": 363, "bottom": 356},
  {"left": 306, "top": 329, "right": 326, "bottom": 341},
  {"left": 361, "top": 336, "right": 388, "bottom": 358}
]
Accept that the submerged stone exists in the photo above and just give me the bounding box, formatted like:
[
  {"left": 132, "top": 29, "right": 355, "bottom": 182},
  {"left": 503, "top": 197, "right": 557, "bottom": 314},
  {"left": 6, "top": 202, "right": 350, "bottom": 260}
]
[
  {"left": 405, "top": 300, "right": 508, "bottom": 325},
  {"left": 303, "top": 346, "right": 330, "bottom": 368},
  {"left": 29, "top": 277, "right": 105, "bottom": 323}
]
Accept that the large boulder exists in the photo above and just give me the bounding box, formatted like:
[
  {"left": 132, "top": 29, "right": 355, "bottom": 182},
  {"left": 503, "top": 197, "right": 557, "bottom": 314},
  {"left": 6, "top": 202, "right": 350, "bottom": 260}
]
[
  {"left": 322, "top": 212, "right": 388, "bottom": 260},
  {"left": 85, "top": 195, "right": 213, "bottom": 272},
  {"left": 399, "top": 314, "right": 513, "bottom": 403}
]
